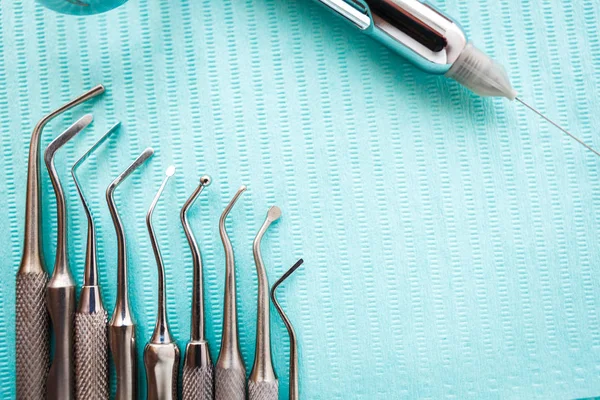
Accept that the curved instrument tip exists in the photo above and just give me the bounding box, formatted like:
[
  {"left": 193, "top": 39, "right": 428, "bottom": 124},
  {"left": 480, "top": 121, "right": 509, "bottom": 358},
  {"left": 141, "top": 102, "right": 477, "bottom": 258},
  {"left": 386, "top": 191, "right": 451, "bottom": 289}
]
[
  {"left": 272, "top": 258, "right": 304, "bottom": 296},
  {"left": 81, "top": 113, "right": 94, "bottom": 124},
  {"left": 267, "top": 206, "right": 282, "bottom": 222},
  {"left": 44, "top": 114, "right": 94, "bottom": 165},
  {"left": 200, "top": 175, "right": 212, "bottom": 187},
  {"left": 92, "top": 84, "right": 106, "bottom": 93}
]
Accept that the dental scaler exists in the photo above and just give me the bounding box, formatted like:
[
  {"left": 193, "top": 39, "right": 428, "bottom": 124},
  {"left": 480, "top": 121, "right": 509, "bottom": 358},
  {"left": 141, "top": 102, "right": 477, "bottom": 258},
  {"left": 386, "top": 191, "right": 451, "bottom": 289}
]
[{"left": 316, "top": 0, "right": 600, "bottom": 157}]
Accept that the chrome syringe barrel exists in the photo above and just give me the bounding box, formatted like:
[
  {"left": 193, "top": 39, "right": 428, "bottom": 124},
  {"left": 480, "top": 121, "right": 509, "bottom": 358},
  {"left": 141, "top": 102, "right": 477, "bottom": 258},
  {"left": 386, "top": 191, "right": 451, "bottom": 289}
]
[
  {"left": 324, "top": 0, "right": 466, "bottom": 73},
  {"left": 316, "top": 0, "right": 516, "bottom": 99}
]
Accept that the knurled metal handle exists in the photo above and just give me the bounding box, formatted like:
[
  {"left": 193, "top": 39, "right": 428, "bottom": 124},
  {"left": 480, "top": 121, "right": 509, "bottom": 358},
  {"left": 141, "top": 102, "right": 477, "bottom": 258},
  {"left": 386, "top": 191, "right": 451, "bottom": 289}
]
[
  {"left": 75, "top": 311, "right": 109, "bottom": 400},
  {"left": 248, "top": 380, "right": 279, "bottom": 400},
  {"left": 182, "top": 364, "right": 214, "bottom": 400},
  {"left": 215, "top": 367, "right": 246, "bottom": 400},
  {"left": 16, "top": 272, "right": 49, "bottom": 400}
]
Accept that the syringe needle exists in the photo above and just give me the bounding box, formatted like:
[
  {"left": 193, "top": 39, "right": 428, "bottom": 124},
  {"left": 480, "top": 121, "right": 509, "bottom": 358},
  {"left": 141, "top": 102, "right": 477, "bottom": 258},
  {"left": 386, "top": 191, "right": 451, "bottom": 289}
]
[{"left": 515, "top": 97, "right": 600, "bottom": 158}]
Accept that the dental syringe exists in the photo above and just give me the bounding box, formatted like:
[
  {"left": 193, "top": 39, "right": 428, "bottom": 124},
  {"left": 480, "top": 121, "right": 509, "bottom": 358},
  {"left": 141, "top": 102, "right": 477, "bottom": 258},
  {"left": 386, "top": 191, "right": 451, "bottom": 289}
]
[{"left": 315, "top": 0, "right": 600, "bottom": 157}]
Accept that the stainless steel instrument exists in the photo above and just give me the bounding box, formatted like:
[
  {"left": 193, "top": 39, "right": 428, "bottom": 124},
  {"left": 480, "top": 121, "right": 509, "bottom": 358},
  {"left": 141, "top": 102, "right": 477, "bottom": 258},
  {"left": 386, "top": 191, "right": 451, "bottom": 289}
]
[
  {"left": 144, "top": 166, "right": 180, "bottom": 400},
  {"left": 106, "top": 148, "right": 154, "bottom": 400},
  {"left": 314, "top": 0, "right": 513, "bottom": 95},
  {"left": 16, "top": 84, "right": 104, "bottom": 400},
  {"left": 248, "top": 206, "right": 282, "bottom": 400},
  {"left": 44, "top": 114, "right": 94, "bottom": 400},
  {"left": 271, "top": 259, "right": 304, "bottom": 400},
  {"left": 181, "top": 175, "right": 214, "bottom": 400},
  {"left": 72, "top": 122, "right": 120, "bottom": 400},
  {"left": 314, "top": 0, "right": 600, "bottom": 157},
  {"left": 215, "top": 185, "right": 247, "bottom": 400}
]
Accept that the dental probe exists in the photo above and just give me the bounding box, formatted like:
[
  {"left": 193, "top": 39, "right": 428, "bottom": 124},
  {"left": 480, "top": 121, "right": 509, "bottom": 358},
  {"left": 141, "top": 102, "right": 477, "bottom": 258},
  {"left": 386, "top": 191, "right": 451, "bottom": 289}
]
[
  {"left": 248, "top": 206, "right": 282, "bottom": 400},
  {"left": 271, "top": 259, "right": 304, "bottom": 400},
  {"left": 314, "top": 0, "right": 600, "bottom": 157},
  {"left": 106, "top": 148, "right": 154, "bottom": 400},
  {"left": 181, "top": 175, "right": 214, "bottom": 400},
  {"left": 16, "top": 84, "right": 104, "bottom": 400},
  {"left": 215, "top": 185, "right": 248, "bottom": 400},
  {"left": 44, "top": 114, "right": 94, "bottom": 400},
  {"left": 144, "top": 166, "right": 180, "bottom": 400},
  {"left": 72, "top": 122, "right": 121, "bottom": 400}
]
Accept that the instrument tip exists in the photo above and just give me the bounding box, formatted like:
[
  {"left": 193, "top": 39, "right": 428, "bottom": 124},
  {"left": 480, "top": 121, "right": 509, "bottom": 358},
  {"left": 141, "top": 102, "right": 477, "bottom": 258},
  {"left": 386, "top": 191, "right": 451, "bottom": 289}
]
[
  {"left": 272, "top": 258, "right": 304, "bottom": 294},
  {"left": 166, "top": 165, "right": 176, "bottom": 177},
  {"left": 515, "top": 97, "right": 600, "bottom": 159},
  {"left": 267, "top": 206, "right": 282, "bottom": 222},
  {"left": 291, "top": 258, "right": 304, "bottom": 272},
  {"left": 200, "top": 175, "right": 212, "bottom": 187}
]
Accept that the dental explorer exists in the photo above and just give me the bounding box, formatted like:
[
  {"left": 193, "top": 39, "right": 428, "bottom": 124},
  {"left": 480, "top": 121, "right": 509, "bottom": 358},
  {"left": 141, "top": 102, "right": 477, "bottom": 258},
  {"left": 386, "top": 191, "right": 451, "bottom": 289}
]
[
  {"left": 106, "top": 147, "right": 154, "bottom": 400},
  {"left": 249, "top": 206, "right": 282, "bottom": 400},
  {"left": 144, "top": 166, "right": 180, "bottom": 400},
  {"left": 181, "top": 175, "right": 214, "bottom": 400},
  {"left": 271, "top": 259, "right": 304, "bottom": 400},
  {"left": 44, "top": 114, "right": 94, "bottom": 400},
  {"left": 72, "top": 122, "right": 121, "bottom": 400},
  {"left": 215, "top": 185, "right": 247, "bottom": 400},
  {"left": 16, "top": 84, "right": 104, "bottom": 400},
  {"left": 313, "top": 0, "right": 600, "bottom": 157}
]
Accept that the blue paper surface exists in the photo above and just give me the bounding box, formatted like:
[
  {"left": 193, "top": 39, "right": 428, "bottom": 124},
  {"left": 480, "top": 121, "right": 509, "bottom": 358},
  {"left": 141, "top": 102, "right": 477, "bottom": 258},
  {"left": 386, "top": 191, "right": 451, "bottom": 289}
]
[{"left": 1, "top": 0, "right": 600, "bottom": 398}]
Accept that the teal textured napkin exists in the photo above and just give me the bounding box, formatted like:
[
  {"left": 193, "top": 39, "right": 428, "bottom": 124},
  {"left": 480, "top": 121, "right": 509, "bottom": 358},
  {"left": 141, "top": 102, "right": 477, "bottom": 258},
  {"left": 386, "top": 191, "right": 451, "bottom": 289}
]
[{"left": 1, "top": 0, "right": 600, "bottom": 398}]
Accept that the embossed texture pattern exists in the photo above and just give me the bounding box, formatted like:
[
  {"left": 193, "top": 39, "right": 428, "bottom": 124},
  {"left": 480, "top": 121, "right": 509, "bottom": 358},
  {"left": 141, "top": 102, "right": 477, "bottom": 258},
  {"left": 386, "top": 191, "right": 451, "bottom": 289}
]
[
  {"left": 248, "top": 380, "right": 279, "bottom": 400},
  {"left": 15, "top": 272, "right": 49, "bottom": 400},
  {"left": 215, "top": 368, "right": 246, "bottom": 400},
  {"left": 2, "top": 0, "right": 600, "bottom": 399},
  {"left": 75, "top": 311, "right": 109, "bottom": 400},
  {"left": 182, "top": 365, "right": 214, "bottom": 400}
]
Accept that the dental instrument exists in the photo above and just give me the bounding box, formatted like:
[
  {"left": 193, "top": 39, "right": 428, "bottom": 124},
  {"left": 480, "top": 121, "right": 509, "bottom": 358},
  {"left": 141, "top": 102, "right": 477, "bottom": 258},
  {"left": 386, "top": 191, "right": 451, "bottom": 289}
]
[
  {"left": 16, "top": 84, "right": 104, "bottom": 400},
  {"left": 248, "top": 206, "right": 282, "bottom": 400},
  {"left": 106, "top": 148, "right": 154, "bottom": 400},
  {"left": 271, "top": 259, "right": 304, "bottom": 400},
  {"left": 181, "top": 175, "right": 214, "bottom": 400},
  {"left": 313, "top": 0, "right": 600, "bottom": 157},
  {"left": 72, "top": 122, "right": 120, "bottom": 400},
  {"left": 215, "top": 185, "right": 248, "bottom": 400},
  {"left": 44, "top": 114, "right": 94, "bottom": 400},
  {"left": 144, "top": 166, "right": 180, "bottom": 400}
]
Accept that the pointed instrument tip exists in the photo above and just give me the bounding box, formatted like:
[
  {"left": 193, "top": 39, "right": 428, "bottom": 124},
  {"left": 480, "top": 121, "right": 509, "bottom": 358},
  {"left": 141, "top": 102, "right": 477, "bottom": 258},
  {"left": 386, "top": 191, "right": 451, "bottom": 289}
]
[{"left": 515, "top": 97, "right": 600, "bottom": 158}]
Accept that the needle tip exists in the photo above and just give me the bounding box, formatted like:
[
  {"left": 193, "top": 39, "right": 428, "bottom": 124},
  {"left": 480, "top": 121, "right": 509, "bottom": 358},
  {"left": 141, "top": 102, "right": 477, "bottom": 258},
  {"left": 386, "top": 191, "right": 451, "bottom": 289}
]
[{"left": 515, "top": 97, "right": 600, "bottom": 159}]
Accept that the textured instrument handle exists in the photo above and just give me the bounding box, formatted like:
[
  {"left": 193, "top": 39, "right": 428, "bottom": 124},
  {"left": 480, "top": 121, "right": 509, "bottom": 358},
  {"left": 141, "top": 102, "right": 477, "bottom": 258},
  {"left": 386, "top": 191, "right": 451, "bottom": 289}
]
[
  {"left": 248, "top": 380, "right": 279, "bottom": 400},
  {"left": 215, "top": 367, "right": 246, "bottom": 400},
  {"left": 16, "top": 272, "right": 50, "bottom": 400},
  {"left": 182, "top": 364, "right": 214, "bottom": 400},
  {"left": 75, "top": 311, "right": 109, "bottom": 400}
]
